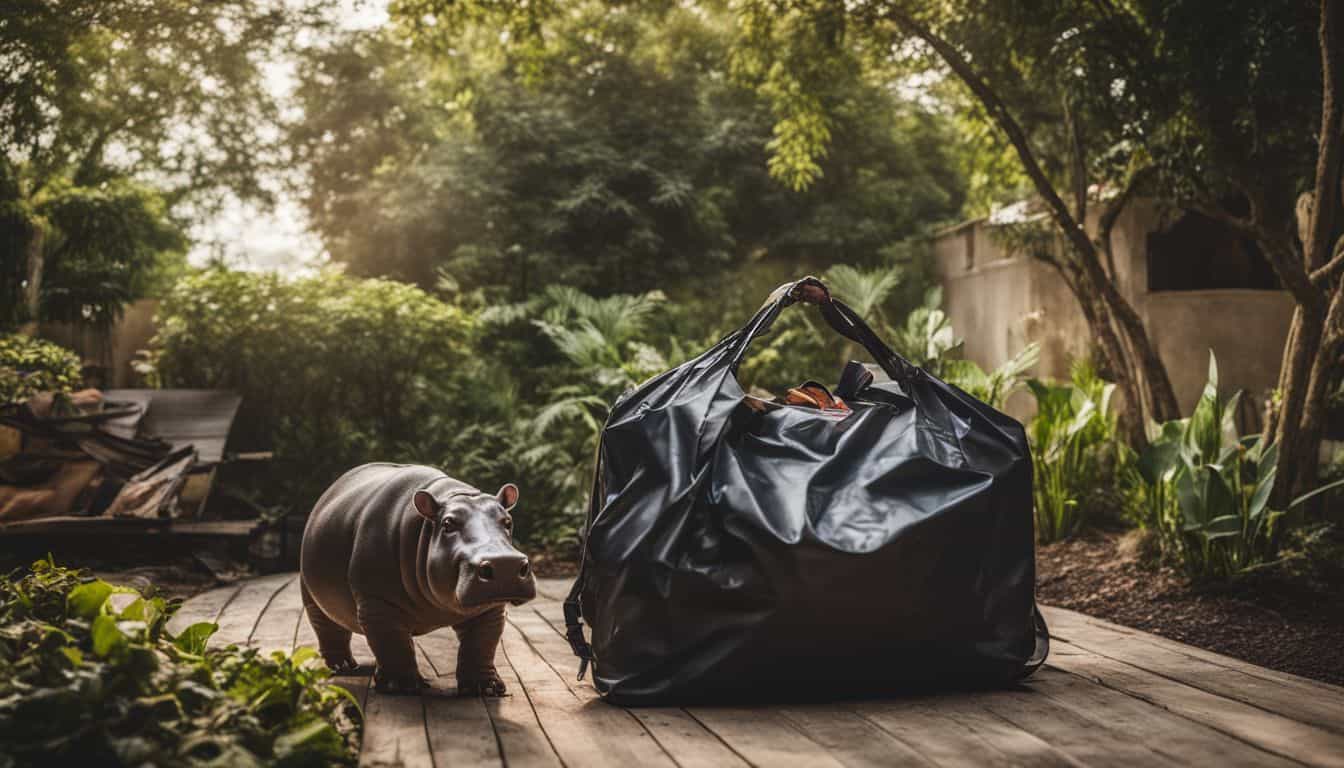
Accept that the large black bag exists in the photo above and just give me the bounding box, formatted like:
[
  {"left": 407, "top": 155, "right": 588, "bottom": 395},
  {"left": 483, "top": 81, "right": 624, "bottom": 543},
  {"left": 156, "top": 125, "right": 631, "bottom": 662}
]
[{"left": 563, "top": 276, "right": 1048, "bottom": 705}]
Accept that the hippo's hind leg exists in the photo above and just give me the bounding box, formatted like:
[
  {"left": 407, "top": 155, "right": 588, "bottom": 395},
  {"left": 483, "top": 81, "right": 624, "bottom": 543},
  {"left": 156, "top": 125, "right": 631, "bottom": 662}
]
[
  {"left": 357, "top": 596, "right": 427, "bottom": 694},
  {"left": 301, "top": 579, "right": 357, "bottom": 673},
  {"left": 454, "top": 605, "right": 507, "bottom": 697}
]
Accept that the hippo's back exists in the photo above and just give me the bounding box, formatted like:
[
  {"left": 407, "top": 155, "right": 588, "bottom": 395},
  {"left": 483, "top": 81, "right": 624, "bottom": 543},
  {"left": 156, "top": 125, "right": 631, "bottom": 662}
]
[{"left": 300, "top": 463, "right": 459, "bottom": 632}]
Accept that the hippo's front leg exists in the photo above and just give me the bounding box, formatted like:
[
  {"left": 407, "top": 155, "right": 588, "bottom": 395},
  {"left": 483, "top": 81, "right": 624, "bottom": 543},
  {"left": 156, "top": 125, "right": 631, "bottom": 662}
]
[
  {"left": 454, "top": 605, "right": 507, "bottom": 696},
  {"left": 357, "top": 597, "right": 428, "bottom": 694}
]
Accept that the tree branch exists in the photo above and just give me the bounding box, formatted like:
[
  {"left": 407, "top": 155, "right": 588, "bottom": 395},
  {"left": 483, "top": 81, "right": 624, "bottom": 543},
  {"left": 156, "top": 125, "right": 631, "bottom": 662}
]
[
  {"left": 1181, "top": 197, "right": 1324, "bottom": 310},
  {"left": 878, "top": 5, "right": 1097, "bottom": 263},
  {"left": 1304, "top": 0, "right": 1344, "bottom": 271}
]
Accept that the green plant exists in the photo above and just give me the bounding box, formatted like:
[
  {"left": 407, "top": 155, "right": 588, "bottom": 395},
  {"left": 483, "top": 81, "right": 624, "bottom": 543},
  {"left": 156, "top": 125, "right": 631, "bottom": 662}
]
[
  {"left": 151, "top": 267, "right": 478, "bottom": 523},
  {"left": 0, "top": 334, "right": 82, "bottom": 405},
  {"left": 944, "top": 343, "right": 1040, "bottom": 411},
  {"left": 1027, "top": 360, "right": 1120, "bottom": 542},
  {"left": 0, "top": 558, "right": 358, "bottom": 767},
  {"left": 1131, "top": 354, "right": 1344, "bottom": 579}
]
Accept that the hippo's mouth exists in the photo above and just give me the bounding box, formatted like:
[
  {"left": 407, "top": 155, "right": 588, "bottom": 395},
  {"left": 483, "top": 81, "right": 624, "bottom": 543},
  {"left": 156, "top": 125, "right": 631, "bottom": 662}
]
[{"left": 455, "top": 558, "right": 537, "bottom": 608}]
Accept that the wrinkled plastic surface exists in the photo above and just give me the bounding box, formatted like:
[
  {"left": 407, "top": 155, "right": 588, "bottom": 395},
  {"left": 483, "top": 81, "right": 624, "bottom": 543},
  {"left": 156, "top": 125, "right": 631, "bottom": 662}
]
[{"left": 569, "top": 277, "right": 1047, "bottom": 705}]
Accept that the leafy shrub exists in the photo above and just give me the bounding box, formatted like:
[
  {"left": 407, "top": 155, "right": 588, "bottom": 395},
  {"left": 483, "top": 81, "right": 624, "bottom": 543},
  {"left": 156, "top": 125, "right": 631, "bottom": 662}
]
[
  {"left": 151, "top": 268, "right": 482, "bottom": 522},
  {"left": 1027, "top": 361, "right": 1121, "bottom": 542},
  {"left": 0, "top": 558, "right": 358, "bottom": 767},
  {"left": 0, "top": 334, "right": 82, "bottom": 405},
  {"left": 1129, "top": 354, "right": 1344, "bottom": 579}
]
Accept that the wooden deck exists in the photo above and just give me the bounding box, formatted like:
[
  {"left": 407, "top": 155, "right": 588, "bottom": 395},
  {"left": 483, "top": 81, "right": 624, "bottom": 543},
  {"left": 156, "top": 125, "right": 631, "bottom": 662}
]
[{"left": 169, "top": 574, "right": 1344, "bottom": 767}]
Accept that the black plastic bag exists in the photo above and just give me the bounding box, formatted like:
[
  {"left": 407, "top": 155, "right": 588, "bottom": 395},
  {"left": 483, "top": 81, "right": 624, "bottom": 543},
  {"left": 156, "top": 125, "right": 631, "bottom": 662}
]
[{"left": 564, "top": 276, "right": 1048, "bottom": 705}]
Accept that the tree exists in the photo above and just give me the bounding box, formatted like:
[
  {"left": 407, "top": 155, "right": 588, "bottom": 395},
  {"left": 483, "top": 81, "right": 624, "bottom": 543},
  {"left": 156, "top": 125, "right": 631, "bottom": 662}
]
[
  {"left": 1113, "top": 0, "right": 1341, "bottom": 504},
  {"left": 729, "top": 1, "right": 1185, "bottom": 445},
  {"left": 0, "top": 0, "right": 328, "bottom": 330},
  {"left": 290, "top": 1, "right": 966, "bottom": 304}
]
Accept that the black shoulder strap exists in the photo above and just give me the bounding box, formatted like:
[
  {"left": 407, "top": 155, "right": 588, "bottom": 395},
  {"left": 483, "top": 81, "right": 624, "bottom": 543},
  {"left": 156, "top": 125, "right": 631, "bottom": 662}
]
[{"left": 563, "top": 440, "right": 604, "bottom": 680}]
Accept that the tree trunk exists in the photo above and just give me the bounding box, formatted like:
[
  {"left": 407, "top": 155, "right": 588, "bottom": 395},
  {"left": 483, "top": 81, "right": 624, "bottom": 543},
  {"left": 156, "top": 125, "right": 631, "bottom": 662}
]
[
  {"left": 18, "top": 218, "right": 46, "bottom": 336},
  {"left": 1267, "top": 0, "right": 1343, "bottom": 506},
  {"left": 886, "top": 7, "right": 1181, "bottom": 428}
]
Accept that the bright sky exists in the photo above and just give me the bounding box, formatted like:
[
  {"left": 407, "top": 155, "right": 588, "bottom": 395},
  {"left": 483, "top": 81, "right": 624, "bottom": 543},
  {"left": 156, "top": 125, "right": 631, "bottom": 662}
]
[{"left": 187, "top": 0, "right": 389, "bottom": 273}]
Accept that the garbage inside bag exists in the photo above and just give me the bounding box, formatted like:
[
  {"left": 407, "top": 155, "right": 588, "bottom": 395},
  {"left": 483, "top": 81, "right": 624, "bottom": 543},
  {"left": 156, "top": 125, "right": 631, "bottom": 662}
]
[{"left": 564, "top": 276, "right": 1048, "bottom": 705}]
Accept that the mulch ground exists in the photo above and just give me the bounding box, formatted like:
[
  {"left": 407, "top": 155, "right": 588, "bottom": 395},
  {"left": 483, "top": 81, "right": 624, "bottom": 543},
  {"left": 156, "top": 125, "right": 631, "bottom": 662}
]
[{"left": 1036, "top": 528, "right": 1344, "bottom": 687}]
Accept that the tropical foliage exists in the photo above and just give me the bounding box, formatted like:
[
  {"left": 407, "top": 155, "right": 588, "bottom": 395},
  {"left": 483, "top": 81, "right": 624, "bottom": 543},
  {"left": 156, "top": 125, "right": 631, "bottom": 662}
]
[
  {"left": 1027, "top": 361, "right": 1121, "bottom": 543},
  {"left": 0, "top": 334, "right": 82, "bottom": 405},
  {"left": 1129, "top": 355, "right": 1344, "bottom": 579},
  {"left": 0, "top": 558, "right": 358, "bottom": 766}
]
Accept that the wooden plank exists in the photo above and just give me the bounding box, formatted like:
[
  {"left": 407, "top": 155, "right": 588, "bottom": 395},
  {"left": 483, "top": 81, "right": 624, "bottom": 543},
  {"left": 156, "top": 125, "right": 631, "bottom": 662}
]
[
  {"left": 210, "top": 574, "right": 294, "bottom": 647},
  {"left": 777, "top": 705, "right": 935, "bottom": 767},
  {"left": 360, "top": 687, "right": 432, "bottom": 768},
  {"left": 1029, "top": 667, "right": 1299, "bottom": 768},
  {"left": 510, "top": 606, "right": 751, "bottom": 768},
  {"left": 486, "top": 665, "right": 565, "bottom": 768},
  {"left": 535, "top": 578, "right": 572, "bottom": 603},
  {"left": 424, "top": 690, "right": 503, "bottom": 767},
  {"left": 952, "top": 676, "right": 1190, "bottom": 768},
  {"left": 1044, "top": 606, "right": 1344, "bottom": 731},
  {"left": 1044, "top": 605, "right": 1344, "bottom": 697},
  {"left": 249, "top": 576, "right": 304, "bottom": 655},
  {"left": 853, "top": 695, "right": 1081, "bottom": 768},
  {"left": 686, "top": 707, "right": 849, "bottom": 768},
  {"left": 500, "top": 622, "right": 677, "bottom": 768},
  {"left": 167, "top": 583, "right": 239, "bottom": 635},
  {"left": 1048, "top": 642, "right": 1344, "bottom": 767}
]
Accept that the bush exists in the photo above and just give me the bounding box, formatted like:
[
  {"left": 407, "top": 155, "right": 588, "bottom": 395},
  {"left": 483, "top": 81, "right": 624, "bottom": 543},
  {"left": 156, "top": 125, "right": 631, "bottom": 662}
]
[
  {"left": 151, "top": 268, "right": 481, "bottom": 521},
  {"left": 0, "top": 558, "right": 358, "bottom": 767},
  {"left": 1027, "top": 360, "right": 1122, "bottom": 542},
  {"left": 1129, "top": 354, "right": 1344, "bottom": 580},
  {"left": 0, "top": 334, "right": 82, "bottom": 405}
]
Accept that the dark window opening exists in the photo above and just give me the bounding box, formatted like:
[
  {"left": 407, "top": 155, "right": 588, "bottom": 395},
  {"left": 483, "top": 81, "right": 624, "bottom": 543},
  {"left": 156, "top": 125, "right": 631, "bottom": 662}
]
[{"left": 1147, "top": 207, "right": 1280, "bottom": 292}]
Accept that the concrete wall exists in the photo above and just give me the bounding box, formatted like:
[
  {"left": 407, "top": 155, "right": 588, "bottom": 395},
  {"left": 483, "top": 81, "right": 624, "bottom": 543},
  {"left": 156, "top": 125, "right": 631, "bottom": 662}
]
[
  {"left": 39, "top": 299, "right": 159, "bottom": 389},
  {"left": 933, "top": 201, "right": 1292, "bottom": 421}
]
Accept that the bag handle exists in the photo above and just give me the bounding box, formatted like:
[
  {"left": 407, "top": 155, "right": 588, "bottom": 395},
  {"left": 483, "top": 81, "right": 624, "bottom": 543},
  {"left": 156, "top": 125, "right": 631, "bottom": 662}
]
[{"left": 730, "top": 276, "right": 918, "bottom": 382}]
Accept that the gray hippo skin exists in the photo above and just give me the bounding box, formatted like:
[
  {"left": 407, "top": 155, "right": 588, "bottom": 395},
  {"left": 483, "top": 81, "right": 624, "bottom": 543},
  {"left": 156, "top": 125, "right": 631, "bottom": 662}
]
[{"left": 300, "top": 463, "right": 536, "bottom": 695}]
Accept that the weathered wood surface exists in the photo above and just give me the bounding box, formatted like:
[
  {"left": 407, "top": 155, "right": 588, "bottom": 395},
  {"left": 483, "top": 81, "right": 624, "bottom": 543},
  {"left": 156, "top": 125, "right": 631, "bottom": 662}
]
[{"left": 182, "top": 575, "right": 1344, "bottom": 767}]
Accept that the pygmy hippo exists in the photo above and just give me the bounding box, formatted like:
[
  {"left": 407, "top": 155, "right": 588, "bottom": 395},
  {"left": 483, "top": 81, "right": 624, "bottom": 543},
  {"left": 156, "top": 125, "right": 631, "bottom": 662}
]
[{"left": 300, "top": 463, "right": 536, "bottom": 695}]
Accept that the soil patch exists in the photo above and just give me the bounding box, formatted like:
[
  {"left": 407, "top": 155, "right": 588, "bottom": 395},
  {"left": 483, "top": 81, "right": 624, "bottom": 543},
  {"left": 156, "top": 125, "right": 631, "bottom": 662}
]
[{"left": 1036, "top": 528, "right": 1344, "bottom": 687}]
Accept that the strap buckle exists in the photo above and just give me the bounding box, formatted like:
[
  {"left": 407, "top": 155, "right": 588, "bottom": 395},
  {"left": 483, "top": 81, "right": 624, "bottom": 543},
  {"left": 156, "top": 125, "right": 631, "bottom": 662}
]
[{"left": 563, "top": 599, "right": 593, "bottom": 681}]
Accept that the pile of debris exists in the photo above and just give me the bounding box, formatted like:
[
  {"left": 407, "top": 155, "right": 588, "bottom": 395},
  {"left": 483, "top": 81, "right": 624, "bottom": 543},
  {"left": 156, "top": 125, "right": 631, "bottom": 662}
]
[{"left": 0, "top": 388, "right": 243, "bottom": 529}]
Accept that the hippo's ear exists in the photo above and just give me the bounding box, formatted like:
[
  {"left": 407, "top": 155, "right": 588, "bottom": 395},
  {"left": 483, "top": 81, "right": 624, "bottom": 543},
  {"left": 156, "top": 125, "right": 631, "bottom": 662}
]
[
  {"left": 497, "top": 483, "right": 520, "bottom": 511},
  {"left": 413, "top": 490, "right": 440, "bottom": 520}
]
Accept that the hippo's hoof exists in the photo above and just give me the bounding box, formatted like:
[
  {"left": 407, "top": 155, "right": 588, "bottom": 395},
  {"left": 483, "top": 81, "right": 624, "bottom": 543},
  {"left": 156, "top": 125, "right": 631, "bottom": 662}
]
[
  {"left": 457, "top": 674, "right": 507, "bottom": 697},
  {"left": 324, "top": 655, "right": 359, "bottom": 674},
  {"left": 374, "top": 669, "right": 430, "bottom": 695}
]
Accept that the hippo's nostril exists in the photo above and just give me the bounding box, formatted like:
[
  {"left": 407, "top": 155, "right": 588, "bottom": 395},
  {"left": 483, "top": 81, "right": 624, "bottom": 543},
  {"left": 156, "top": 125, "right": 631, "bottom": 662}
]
[
  {"left": 478, "top": 561, "right": 494, "bottom": 581},
  {"left": 518, "top": 560, "right": 530, "bottom": 579}
]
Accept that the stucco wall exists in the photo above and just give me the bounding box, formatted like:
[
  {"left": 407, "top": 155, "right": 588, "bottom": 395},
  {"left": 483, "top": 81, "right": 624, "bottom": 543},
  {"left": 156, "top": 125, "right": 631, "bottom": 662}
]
[
  {"left": 933, "top": 204, "right": 1292, "bottom": 421},
  {"left": 1144, "top": 291, "right": 1295, "bottom": 414}
]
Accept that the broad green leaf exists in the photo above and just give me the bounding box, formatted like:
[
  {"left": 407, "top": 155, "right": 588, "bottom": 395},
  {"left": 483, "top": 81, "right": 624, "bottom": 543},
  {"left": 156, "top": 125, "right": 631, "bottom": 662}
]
[
  {"left": 1287, "top": 475, "right": 1344, "bottom": 510},
  {"left": 67, "top": 580, "right": 114, "bottom": 619},
  {"left": 91, "top": 614, "right": 128, "bottom": 657},
  {"left": 173, "top": 621, "right": 218, "bottom": 654},
  {"left": 291, "top": 646, "right": 319, "bottom": 667}
]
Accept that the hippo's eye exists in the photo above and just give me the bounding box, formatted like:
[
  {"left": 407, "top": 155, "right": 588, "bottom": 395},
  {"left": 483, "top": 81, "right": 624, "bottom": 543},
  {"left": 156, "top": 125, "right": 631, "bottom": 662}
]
[
  {"left": 441, "top": 515, "right": 461, "bottom": 534},
  {"left": 501, "top": 516, "right": 513, "bottom": 532}
]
